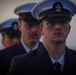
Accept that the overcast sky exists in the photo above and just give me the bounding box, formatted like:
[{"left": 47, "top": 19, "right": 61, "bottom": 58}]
[{"left": 0, "top": 0, "right": 76, "bottom": 50}]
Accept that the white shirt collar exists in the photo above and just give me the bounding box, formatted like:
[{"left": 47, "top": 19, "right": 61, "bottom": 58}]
[
  {"left": 21, "top": 39, "right": 39, "bottom": 53},
  {"left": 49, "top": 51, "right": 65, "bottom": 71}
]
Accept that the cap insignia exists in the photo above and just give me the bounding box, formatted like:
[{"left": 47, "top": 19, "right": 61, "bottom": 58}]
[
  {"left": 55, "top": 4, "right": 61, "bottom": 12},
  {"left": 12, "top": 22, "right": 18, "bottom": 30},
  {"left": 53, "top": 2, "right": 63, "bottom": 12}
]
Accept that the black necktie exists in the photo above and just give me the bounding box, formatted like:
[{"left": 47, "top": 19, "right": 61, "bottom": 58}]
[{"left": 54, "top": 62, "right": 62, "bottom": 74}]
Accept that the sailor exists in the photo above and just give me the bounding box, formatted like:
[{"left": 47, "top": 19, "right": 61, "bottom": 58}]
[
  {"left": 6, "top": 0, "right": 76, "bottom": 75},
  {"left": 0, "top": 18, "right": 21, "bottom": 48},
  {"left": 0, "top": 2, "right": 41, "bottom": 75}
]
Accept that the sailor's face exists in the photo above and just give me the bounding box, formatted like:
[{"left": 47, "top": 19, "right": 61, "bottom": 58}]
[{"left": 39, "top": 19, "right": 71, "bottom": 43}]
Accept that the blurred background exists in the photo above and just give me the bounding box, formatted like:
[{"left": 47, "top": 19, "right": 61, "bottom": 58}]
[{"left": 0, "top": 0, "right": 76, "bottom": 50}]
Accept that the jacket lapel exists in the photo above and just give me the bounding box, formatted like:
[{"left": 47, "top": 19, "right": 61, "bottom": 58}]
[
  {"left": 63, "top": 47, "right": 76, "bottom": 73},
  {"left": 16, "top": 41, "right": 27, "bottom": 54},
  {"left": 35, "top": 44, "right": 55, "bottom": 74}
]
